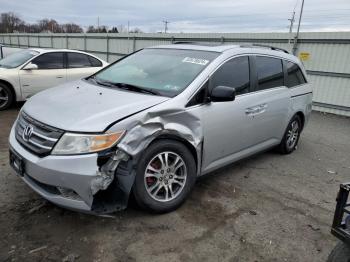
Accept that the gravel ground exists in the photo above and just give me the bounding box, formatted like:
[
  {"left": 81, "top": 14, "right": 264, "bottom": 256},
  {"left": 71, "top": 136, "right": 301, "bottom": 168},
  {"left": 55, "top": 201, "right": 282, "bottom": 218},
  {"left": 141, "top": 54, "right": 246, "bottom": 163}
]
[{"left": 0, "top": 104, "right": 349, "bottom": 262}]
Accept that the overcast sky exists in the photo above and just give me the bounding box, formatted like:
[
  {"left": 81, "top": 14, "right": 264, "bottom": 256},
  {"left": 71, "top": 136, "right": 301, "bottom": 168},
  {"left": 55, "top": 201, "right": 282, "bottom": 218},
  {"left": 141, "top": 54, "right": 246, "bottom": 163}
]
[{"left": 1, "top": 0, "right": 349, "bottom": 33}]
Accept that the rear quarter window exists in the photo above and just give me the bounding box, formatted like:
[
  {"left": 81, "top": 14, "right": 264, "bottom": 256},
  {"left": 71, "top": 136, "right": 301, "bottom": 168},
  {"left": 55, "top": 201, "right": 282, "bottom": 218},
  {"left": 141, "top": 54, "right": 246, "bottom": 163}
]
[
  {"left": 286, "top": 61, "right": 306, "bottom": 87},
  {"left": 88, "top": 56, "right": 103, "bottom": 67}
]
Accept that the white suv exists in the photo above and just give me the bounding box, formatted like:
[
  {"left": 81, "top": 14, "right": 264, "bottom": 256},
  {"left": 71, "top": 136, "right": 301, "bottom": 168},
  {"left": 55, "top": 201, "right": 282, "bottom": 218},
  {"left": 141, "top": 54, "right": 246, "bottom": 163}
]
[{"left": 0, "top": 48, "right": 108, "bottom": 110}]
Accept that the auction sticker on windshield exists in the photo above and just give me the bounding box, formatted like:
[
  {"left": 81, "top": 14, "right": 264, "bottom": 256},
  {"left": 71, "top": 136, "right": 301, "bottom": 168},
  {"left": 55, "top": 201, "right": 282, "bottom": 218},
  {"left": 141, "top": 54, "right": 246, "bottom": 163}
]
[{"left": 182, "top": 57, "right": 209, "bottom": 65}]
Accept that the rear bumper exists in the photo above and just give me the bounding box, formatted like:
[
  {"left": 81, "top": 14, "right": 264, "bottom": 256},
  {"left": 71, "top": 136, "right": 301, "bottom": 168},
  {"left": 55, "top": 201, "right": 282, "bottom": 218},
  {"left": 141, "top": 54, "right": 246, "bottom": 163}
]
[{"left": 9, "top": 125, "right": 100, "bottom": 213}]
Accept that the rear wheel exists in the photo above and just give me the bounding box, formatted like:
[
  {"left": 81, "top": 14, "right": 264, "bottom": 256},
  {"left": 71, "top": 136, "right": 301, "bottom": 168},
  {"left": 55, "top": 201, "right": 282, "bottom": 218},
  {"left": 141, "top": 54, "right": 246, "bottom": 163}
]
[
  {"left": 277, "top": 115, "right": 302, "bottom": 154},
  {"left": 0, "top": 83, "right": 14, "bottom": 110},
  {"left": 327, "top": 241, "right": 350, "bottom": 262},
  {"left": 133, "top": 139, "right": 196, "bottom": 213}
]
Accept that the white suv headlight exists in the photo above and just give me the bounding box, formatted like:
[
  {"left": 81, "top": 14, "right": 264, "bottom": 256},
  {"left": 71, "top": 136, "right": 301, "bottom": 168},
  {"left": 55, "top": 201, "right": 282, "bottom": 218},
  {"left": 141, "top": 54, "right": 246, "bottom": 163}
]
[{"left": 52, "top": 131, "right": 125, "bottom": 155}]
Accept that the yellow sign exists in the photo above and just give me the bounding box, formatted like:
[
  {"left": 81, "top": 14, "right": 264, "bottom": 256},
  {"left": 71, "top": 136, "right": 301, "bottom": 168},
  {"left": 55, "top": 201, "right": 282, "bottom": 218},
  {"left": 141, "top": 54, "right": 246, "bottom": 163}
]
[{"left": 299, "top": 52, "right": 310, "bottom": 61}]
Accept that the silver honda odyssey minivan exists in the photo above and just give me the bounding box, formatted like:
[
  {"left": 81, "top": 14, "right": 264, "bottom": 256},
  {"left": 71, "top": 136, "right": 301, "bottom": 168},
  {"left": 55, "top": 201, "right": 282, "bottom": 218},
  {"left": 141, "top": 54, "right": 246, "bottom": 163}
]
[{"left": 9, "top": 43, "right": 312, "bottom": 214}]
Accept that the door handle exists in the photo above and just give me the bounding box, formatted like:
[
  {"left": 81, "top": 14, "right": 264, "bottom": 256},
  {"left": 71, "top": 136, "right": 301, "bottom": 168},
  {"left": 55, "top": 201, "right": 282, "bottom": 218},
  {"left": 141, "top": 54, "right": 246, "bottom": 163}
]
[
  {"left": 245, "top": 104, "right": 268, "bottom": 116},
  {"left": 56, "top": 76, "right": 64, "bottom": 79}
]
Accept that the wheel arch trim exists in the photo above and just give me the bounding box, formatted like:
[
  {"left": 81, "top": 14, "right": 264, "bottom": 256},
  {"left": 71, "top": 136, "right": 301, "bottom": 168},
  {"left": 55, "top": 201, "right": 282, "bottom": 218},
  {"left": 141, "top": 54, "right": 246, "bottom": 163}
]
[
  {"left": 134, "top": 131, "right": 201, "bottom": 176},
  {"left": 295, "top": 111, "right": 305, "bottom": 130}
]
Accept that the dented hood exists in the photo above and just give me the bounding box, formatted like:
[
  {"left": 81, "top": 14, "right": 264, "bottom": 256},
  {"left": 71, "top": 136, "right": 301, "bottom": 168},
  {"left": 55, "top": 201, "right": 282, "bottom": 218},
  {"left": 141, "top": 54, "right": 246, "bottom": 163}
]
[{"left": 22, "top": 80, "right": 169, "bottom": 132}]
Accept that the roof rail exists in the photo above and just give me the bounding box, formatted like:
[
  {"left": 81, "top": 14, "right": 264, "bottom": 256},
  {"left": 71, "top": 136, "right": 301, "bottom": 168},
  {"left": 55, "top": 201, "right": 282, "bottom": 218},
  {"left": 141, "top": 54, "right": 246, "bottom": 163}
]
[
  {"left": 240, "top": 43, "right": 290, "bottom": 54},
  {"left": 173, "top": 41, "right": 223, "bottom": 47},
  {"left": 173, "top": 41, "right": 198, "bottom": 45}
]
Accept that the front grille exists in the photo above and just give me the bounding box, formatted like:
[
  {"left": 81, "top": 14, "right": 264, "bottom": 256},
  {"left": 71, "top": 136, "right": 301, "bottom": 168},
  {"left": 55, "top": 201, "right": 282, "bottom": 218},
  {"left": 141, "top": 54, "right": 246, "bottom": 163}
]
[{"left": 15, "top": 112, "right": 64, "bottom": 156}]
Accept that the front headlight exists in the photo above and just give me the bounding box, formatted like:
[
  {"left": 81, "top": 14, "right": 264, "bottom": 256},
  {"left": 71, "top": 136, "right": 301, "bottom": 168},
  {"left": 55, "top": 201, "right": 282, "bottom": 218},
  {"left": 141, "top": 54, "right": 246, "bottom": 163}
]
[{"left": 52, "top": 131, "right": 125, "bottom": 155}]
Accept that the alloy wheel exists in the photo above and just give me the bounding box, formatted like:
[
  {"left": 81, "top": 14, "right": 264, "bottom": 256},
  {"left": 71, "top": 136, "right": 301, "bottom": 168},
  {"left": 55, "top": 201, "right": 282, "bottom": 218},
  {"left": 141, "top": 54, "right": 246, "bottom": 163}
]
[
  {"left": 0, "top": 86, "right": 9, "bottom": 108},
  {"left": 144, "top": 151, "right": 187, "bottom": 202},
  {"left": 286, "top": 120, "right": 299, "bottom": 150}
]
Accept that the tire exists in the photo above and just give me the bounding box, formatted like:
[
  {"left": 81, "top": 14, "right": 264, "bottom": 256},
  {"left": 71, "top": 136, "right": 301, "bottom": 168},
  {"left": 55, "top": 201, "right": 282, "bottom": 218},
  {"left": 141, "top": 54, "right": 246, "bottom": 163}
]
[
  {"left": 327, "top": 241, "right": 350, "bottom": 262},
  {"left": 0, "top": 83, "right": 14, "bottom": 110},
  {"left": 277, "top": 115, "right": 302, "bottom": 154},
  {"left": 133, "top": 139, "right": 196, "bottom": 213}
]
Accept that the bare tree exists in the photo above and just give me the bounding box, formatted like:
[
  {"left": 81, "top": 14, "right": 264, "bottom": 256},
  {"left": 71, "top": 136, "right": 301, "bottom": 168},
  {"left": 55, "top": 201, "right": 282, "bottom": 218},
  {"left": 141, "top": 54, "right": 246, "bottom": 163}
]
[
  {"left": 86, "top": 25, "right": 109, "bottom": 33},
  {"left": 108, "top": 27, "right": 119, "bottom": 33},
  {"left": 86, "top": 25, "right": 98, "bottom": 33},
  {"left": 38, "top": 19, "right": 62, "bottom": 33},
  {"left": 62, "top": 23, "right": 83, "bottom": 33},
  {"left": 0, "top": 12, "right": 23, "bottom": 33},
  {"left": 0, "top": 12, "right": 94, "bottom": 34},
  {"left": 129, "top": 27, "right": 143, "bottom": 33}
]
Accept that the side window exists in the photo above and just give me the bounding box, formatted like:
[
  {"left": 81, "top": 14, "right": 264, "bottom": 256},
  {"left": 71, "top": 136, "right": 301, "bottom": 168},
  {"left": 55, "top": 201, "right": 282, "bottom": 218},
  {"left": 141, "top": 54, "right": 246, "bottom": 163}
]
[
  {"left": 286, "top": 61, "right": 306, "bottom": 87},
  {"left": 88, "top": 56, "right": 103, "bottom": 67},
  {"left": 67, "top": 52, "right": 92, "bottom": 68},
  {"left": 211, "top": 56, "right": 250, "bottom": 95},
  {"left": 255, "top": 56, "right": 284, "bottom": 91},
  {"left": 31, "top": 52, "right": 64, "bottom": 69}
]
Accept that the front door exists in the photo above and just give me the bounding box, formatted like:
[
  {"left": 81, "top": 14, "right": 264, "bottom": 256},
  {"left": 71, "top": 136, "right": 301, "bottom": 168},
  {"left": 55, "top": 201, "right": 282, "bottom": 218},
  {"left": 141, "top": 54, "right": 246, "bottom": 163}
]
[
  {"left": 19, "top": 52, "right": 66, "bottom": 98},
  {"left": 189, "top": 56, "right": 264, "bottom": 173}
]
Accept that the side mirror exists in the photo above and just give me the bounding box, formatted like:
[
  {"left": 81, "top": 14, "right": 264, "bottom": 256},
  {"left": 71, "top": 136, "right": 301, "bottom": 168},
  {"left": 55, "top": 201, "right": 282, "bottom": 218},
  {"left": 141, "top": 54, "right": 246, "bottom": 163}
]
[
  {"left": 23, "top": 63, "right": 38, "bottom": 70},
  {"left": 210, "top": 86, "right": 236, "bottom": 102}
]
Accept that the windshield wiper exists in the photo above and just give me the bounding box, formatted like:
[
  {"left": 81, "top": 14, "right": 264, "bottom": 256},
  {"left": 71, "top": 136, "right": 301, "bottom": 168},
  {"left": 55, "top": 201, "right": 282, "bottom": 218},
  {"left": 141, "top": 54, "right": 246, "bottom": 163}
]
[
  {"left": 90, "top": 77, "right": 161, "bottom": 96},
  {"left": 89, "top": 76, "right": 115, "bottom": 87},
  {"left": 111, "top": 83, "right": 161, "bottom": 96}
]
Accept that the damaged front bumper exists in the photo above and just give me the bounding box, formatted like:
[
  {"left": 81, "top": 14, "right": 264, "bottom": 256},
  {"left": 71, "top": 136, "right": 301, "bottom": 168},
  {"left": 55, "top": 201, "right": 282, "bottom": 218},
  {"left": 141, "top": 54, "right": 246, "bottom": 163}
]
[{"left": 9, "top": 127, "right": 134, "bottom": 214}]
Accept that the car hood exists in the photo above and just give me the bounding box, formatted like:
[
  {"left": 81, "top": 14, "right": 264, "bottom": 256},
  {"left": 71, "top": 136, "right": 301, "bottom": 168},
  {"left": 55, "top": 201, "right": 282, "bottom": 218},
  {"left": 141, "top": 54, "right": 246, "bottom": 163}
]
[
  {"left": 22, "top": 80, "right": 169, "bottom": 132},
  {"left": 0, "top": 67, "right": 14, "bottom": 73}
]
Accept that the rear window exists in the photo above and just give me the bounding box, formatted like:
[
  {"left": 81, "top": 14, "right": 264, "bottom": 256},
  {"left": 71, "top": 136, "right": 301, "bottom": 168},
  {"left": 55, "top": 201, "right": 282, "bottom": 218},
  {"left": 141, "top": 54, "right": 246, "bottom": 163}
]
[
  {"left": 286, "top": 61, "right": 306, "bottom": 87},
  {"left": 255, "top": 56, "right": 284, "bottom": 91},
  {"left": 68, "top": 52, "right": 92, "bottom": 68}
]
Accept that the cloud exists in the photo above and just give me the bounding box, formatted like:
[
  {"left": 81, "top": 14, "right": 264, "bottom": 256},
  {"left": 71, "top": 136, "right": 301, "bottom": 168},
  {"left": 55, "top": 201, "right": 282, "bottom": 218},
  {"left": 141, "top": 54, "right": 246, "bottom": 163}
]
[{"left": 0, "top": 0, "right": 349, "bottom": 32}]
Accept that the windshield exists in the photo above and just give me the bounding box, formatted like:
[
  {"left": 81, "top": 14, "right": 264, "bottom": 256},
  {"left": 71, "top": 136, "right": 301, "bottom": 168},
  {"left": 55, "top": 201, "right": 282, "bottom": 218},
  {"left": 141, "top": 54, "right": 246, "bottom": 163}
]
[
  {"left": 0, "top": 50, "right": 39, "bottom": 68},
  {"left": 93, "top": 48, "right": 219, "bottom": 97}
]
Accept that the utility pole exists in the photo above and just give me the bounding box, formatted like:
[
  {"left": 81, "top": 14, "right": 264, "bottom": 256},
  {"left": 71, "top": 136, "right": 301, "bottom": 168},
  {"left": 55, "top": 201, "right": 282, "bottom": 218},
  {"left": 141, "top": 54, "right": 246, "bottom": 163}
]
[
  {"left": 97, "top": 17, "right": 100, "bottom": 33},
  {"left": 292, "top": 0, "right": 305, "bottom": 55},
  {"left": 163, "top": 20, "right": 170, "bottom": 33},
  {"left": 127, "top": 21, "right": 130, "bottom": 33},
  {"left": 288, "top": 11, "right": 295, "bottom": 34}
]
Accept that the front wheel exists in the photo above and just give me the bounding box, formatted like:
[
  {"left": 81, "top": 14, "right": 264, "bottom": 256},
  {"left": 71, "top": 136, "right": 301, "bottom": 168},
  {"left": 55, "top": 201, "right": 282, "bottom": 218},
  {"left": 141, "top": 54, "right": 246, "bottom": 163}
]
[
  {"left": 133, "top": 139, "right": 196, "bottom": 213},
  {"left": 327, "top": 241, "right": 350, "bottom": 262},
  {"left": 0, "top": 83, "right": 14, "bottom": 111},
  {"left": 277, "top": 115, "right": 302, "bottom": 154}
]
